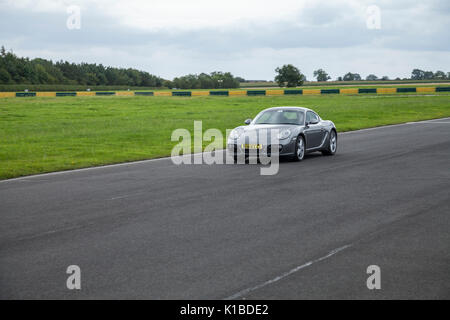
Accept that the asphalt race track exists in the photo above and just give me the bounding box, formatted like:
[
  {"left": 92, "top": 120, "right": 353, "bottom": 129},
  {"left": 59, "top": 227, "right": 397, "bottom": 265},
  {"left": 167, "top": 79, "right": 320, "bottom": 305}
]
[{"left": 1, "top": 118, "right": 449, "bottom": 299}]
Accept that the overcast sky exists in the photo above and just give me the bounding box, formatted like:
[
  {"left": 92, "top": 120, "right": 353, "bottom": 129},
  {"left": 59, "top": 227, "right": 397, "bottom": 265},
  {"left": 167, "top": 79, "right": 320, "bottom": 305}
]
[{"left": 1, "top": 0, "right": 449, "bottom": 80}]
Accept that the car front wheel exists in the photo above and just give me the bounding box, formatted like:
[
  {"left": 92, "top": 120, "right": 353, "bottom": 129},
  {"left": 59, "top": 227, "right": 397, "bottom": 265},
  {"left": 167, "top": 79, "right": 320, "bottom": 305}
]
[
  {"left": 292, "top": 135, "right": 305, "bottom": 161},
  {"left": 322, "top": 130, "right": 337, "bottom": 155}
]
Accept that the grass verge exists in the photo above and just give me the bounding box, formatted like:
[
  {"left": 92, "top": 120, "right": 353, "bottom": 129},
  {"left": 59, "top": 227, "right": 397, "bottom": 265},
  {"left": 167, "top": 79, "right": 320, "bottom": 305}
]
[{"left": 1, "top": 94, "right": 449, "bottom": 179}]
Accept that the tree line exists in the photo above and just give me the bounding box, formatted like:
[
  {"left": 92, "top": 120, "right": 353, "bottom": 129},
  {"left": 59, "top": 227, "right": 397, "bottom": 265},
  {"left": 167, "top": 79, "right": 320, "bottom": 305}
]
[
  {"left": 0, "top": 47, "right": 243, "bottom": 89},
  {"left": 164, "top": 72, "right": 241, "bottom": 89},
  {"left": 274, "top": 64, "right": 450, "bottom": 87},
  {"left": 0, "top": 47, "right": 164, "bottom": 87}
]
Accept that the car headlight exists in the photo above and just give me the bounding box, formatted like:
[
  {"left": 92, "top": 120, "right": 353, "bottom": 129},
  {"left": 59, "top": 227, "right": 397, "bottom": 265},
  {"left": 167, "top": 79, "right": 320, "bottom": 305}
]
[
  {"left": 277, "top": 129, "right": 291, "bottom": 140},
  {"left": 229, "top": 128, "right": 244, "bottom": 140}
]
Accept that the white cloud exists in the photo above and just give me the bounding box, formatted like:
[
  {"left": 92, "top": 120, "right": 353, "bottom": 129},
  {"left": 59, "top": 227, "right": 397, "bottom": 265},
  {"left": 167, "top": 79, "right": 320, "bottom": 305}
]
[
  {"left": 1, "top": 0, "right": 449, "bottom": 79},
  {"left": 95, "top": 0, "right": 308, "bottom": 31}
]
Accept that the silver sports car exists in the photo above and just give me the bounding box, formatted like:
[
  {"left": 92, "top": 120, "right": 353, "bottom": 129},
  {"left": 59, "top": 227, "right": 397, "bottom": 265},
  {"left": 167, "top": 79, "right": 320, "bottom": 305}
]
[{"left": 227, "top": 106, "right": 337, "bottom": 162}]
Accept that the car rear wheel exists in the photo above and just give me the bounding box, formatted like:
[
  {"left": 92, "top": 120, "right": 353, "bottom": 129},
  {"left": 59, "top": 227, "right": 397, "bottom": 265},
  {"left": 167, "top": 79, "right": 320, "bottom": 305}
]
[
  {"left": 322, "top": 130, "right": 337, "bottom": 155},
  {"left": 292, "top": 135, "right": 305, "bottom": 161}
]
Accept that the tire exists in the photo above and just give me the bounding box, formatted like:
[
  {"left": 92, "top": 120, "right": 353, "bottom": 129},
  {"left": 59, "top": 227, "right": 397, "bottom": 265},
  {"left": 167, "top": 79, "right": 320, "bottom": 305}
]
[
  {"left": 292, "top": 135, "right": 305, "bottom": 161},
  {"left": 322, "top": 129, "right": 337, "bottom": 156}
]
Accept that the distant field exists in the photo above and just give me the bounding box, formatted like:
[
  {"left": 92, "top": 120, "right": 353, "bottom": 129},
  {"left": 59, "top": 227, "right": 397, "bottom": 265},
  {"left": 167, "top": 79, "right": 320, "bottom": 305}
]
[
  {"left": 1, "top": 94, "right": 450, "bottom": 179},
  {"left": 242, "top": 80, "right": 450, "bottom": 88}
]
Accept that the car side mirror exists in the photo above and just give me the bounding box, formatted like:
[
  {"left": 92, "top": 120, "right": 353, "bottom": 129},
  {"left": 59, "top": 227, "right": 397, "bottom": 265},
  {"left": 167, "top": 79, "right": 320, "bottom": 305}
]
[
  {"left": 244, "top": 119, "right": 252, "bottom": 125},
  {"left": 309, "top": 119, "right": 319, "bottom": 125}
]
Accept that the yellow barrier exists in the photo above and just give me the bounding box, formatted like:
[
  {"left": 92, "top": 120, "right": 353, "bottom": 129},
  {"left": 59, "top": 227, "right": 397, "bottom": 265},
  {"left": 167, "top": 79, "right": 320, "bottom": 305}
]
[
  {"left": 3, "top": 87, "right": 443, "bottom": 99},
  {"left": 76, "top": 91, "right": 95, "bottom": 96},
  {"left": 36, "top": 92, "right": 56, "bottom": 97},
  {"left": 229, "top": 90, "right": 247, "bottom": 96},
  {"left": 154, "top": 92, "right": 171, "bottom": 96},
  {"left": 340, "top": 88, "right": 359, "bottom": 94},
  {"left": 303, "top": 89, "right": 321, "bottom": 95},
  {"left": 416, "top": 87, "right": 436, "bottom": 93},
  {"left": 115, "top": 91, "right": 134, "bottom": 96},
  {"left": 0, "top": 92, "right": 15, "bottom": 98},
  {"left": 266, "top": 90, "right": 284, "bottom": 95},
  {"left": 192, "top": 91, "right": 209, "bottom": 96},
  {"left": 376, "top": 88, "right": 396, "bottom": 94}
]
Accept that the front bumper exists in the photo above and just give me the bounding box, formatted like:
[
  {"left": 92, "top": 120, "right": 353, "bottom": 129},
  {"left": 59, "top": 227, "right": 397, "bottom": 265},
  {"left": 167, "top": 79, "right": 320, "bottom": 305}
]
[{"left": 227, "top": 138, "right": 296, "bottom": 157}]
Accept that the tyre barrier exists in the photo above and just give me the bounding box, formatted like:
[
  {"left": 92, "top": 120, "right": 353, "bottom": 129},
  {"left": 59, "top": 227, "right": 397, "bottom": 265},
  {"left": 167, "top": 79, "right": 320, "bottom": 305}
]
[
  {"left": 134, "top": 92, "right": 154, "bottom": 96},
  {"left": 284, "top": 89, "right": 303, "bottom": 95},
  {"left": 2, "top": 87, "right": 449, "bottom": 98},
  {"left": 95, "top": 92, "right": 115, "bottom": 96},
  {"left": 210, "top": 91, "right": 229, "bottom": 96},
  {"left": 56, "top": 92, "right": 76, "bottom": 97},
  {"left": 247, "top": 90, "right": 266, "bottom": 96},
  {"left": 358, "top": 88, "right": 377, "bottom": 94}
]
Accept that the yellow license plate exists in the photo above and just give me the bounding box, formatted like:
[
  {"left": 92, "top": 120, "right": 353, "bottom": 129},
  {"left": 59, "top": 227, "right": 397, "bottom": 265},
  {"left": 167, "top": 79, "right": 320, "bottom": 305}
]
[{"left": 242, "top": 144, "right": 262, "bottom": 150}]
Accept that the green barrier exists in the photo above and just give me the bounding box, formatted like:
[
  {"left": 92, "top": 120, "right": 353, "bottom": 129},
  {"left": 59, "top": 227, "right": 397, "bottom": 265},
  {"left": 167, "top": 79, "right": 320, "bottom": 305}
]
[
  {"left": 284, "top": 89, "right": 303, "bottom": 95},
  {"left": 96, "top": 92, "right": 115, "bottom": 95},
  {"left": 358, "top": 88, "right": 377, "bottom": 94},
  {"left": 172, "top": 91, "right": 191, "bottom": 96},
  {"left": 321, "top": 89, "right": 340, "bottom": 94},
  {"left": 247, "top": 90, "right": 266, "bottom": 96},
  {"left": 134, "top": 92, "right": 154, "bottom": 96},
  {"left": 56, "top": 92, "right": 76, "bottom": 97},
  {"left": 396, "top": 87, "right": 416, "bottom": 93},
  {"left": 210, "top": 91, "right": 229, "bottom": 96},
  {"left": 436, "top": 87, "right": 450, "bottom": 92},
  {"left": 16, "top": 92, "right": 36, "bottom": 97}
]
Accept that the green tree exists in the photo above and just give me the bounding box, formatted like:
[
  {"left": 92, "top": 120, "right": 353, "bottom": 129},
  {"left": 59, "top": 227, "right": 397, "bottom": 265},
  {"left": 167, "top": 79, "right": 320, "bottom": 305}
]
[
  {"left": 163, "top": 80, "right": 173, "bottom": 89},
  {"left": 0, "top": 68, "right": 12, "bottom": 83},
  {"left": 423, "top": 71, "right": 434, "bottom": 80},
  {"left": 274, "top": 64, "right": 305, "bottom": 87},
  {"left": 434, "top": 70, "right": 446, "bottom": 79},
  {"left": 343, "top": 72, "right": 361, "bottom": 81},
  {"left": 411, "top": 69, "right": 425, "bottom": 80},
  {"left": 313, "top": 69, "right": 331, "bottom": 82},
  {"left": 366, "top": 74, "right": 378, "bottom": 81}
]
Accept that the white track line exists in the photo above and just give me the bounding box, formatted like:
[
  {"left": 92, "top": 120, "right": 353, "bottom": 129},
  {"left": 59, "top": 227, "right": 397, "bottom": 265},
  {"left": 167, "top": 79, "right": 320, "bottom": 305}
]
[
  {"left": 225, "top": 244, "right": 352, "bottom": 300},
  {"left": 2, "top": 117, "right": 449, "bottom": 183}
]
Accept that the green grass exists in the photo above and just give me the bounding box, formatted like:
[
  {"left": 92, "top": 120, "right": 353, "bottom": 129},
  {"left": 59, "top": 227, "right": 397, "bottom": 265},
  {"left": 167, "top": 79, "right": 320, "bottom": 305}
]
[{"left": 1, "top": 94, "right": 450, "bottom": 179}]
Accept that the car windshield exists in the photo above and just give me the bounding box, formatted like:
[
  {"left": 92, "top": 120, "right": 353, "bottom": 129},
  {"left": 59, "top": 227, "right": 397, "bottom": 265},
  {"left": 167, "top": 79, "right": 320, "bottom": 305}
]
[{"left": 253, "top": 109, "right": 305, "bottom": 125}]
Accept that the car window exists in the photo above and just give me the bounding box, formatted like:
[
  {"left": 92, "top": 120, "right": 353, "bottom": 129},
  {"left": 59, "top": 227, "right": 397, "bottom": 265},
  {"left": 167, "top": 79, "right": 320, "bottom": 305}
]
[
  {"left": 306, "top": 111, "right": 319, "bottom": 123},
  {"left": 256, "top": 111, "right": 272, "bottom": 123},
  {"left": 254, "top": 110, "right": 304, "bottom": 125}
]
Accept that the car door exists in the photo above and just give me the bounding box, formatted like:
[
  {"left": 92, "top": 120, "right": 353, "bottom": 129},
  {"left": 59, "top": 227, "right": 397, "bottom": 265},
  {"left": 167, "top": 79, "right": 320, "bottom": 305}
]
[{"left": 304, "top": 111, "right": 324, "bottom": 149}]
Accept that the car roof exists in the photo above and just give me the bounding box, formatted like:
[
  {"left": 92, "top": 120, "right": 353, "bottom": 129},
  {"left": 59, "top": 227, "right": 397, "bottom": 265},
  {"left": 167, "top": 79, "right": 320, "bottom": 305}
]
[{"left": 263, "top": 106, "right": 310, "bottom": 112}]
